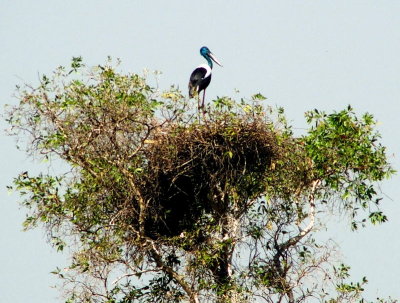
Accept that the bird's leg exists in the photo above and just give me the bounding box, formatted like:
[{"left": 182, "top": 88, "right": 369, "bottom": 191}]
[
  {"left": 197, "top": 94, "right": 201, "bottom": 111},
  {"left": 197, "top": 94, "right": 202, "bottom": 121},
  {"left": 202, "top": 89, "right": 206, "bottom": 116}
]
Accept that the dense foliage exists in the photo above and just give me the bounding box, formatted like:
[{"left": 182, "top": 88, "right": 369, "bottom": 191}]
[{"left": 7, "top": 58, "right": 395, "bottom": 303}]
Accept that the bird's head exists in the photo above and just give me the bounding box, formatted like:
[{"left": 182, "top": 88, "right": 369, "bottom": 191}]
[{"left": 200, "top": 46, "right": 222, "bottom": 68}]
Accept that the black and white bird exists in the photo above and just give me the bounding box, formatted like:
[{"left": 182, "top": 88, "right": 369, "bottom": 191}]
[{"left": 188, "top": 46, "right": 222, "bottom": 112}]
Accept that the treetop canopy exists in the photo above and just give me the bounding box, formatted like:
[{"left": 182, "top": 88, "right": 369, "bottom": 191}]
[{"left": 6, "top": 58, "right": 395, "bottom": 303}]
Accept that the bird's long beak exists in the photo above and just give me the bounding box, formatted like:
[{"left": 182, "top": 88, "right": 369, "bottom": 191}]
[{"left": 209, "top": 52, "right": 223, "bottom": 67}]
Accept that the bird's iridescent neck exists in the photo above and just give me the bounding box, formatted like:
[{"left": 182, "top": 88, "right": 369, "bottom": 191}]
[{"left": 204, "top": 55, "right": 213, "bottom": 69}]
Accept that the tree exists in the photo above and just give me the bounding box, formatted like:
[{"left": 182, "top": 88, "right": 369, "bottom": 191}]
[{"left": 7, "top": 58, "right": 396, "bottom": 303}]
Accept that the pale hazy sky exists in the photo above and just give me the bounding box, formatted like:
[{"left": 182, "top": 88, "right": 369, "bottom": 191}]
[{"left": 1, "top": 1, "right": 399, "bottom": 302}]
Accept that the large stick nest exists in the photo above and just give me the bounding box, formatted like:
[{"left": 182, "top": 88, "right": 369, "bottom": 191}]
[{"left": 133, "top": 120, "right": 281, "bottom": 239}]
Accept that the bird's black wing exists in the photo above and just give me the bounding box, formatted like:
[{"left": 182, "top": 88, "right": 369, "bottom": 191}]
[{"left": 189, "top": 67, "right": 209, "bottom": 98}]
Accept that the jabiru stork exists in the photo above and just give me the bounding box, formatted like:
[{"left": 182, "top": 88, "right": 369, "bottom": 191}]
[{"left": 188, "top": 46, "right": 222, "bottom": 113}]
